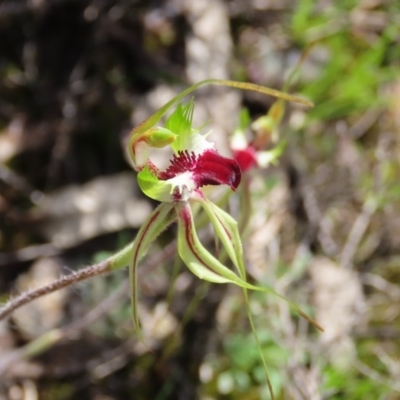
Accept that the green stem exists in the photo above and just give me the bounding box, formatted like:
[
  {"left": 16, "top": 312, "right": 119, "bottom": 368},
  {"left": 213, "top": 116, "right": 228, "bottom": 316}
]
[{"left": 109, "top": 241, "right": 136, "bottom": 270}]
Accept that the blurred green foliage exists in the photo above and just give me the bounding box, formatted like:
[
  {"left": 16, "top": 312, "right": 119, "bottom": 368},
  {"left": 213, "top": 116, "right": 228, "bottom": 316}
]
[{"left": 292, "top": 0, "right": 399, "bottom": 120}]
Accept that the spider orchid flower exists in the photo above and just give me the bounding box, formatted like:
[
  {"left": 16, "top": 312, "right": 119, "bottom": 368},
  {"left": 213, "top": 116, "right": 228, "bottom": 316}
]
[
  {"left": 126, "top": 79, "right": 318, "bottom": 342},
  {"left": 230, "top": 47, "right": 313, "bottom": 173},
  {"left": 128, "top": 99, "right": 258, "bottom": 341},
  {"left": 230, "top": 101, "right": 287, "bottom": 173}
]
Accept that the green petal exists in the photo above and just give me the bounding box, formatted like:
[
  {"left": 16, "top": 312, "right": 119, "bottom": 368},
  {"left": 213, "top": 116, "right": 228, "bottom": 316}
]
[
  {"left": 176, "top": 203, "right": 261, "bottom": 289},
  {"left": 165, "top": 99, "right": 194, "bottom": 152},
  {"left": 165, "top": 98, "right": 212, "bottom": 155},
  {"left": 137, "top": 166, "right": 174, "bottom": 203},
  {"left": 145, "top": 127, "right": 177, "bottom": 148},
  {"left": 195, "top": 196, "right": 244, "bottom": 277}
]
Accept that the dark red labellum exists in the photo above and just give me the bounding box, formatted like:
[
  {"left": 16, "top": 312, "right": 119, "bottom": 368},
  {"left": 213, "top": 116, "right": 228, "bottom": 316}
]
[
  {"left": 233, "top": 146, "right": 257, "bottom": 172},
  {"left": 159, "top": 149, "right": 241, "bottom": 190},
  {"left": 194, "top": 149, "right": 241, "bottom": 190}
]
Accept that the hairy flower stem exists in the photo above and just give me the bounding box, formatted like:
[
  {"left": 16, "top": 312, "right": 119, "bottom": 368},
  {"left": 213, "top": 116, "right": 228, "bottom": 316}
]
[{"left": 0, "top": 241, "right": 135, "bottom": 321}]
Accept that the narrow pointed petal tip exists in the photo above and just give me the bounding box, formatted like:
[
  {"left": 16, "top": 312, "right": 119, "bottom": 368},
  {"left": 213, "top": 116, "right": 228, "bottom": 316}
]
[{"left": 194, "top": 149, "right": 241, "bottom": 190}]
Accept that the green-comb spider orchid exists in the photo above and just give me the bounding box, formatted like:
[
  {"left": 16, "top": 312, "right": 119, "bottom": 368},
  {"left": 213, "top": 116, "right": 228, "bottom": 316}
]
[
  {"left": 127, "top": 79, "right": 320, "bottom": 399},
  {"left": 127, "top": 78, "right": 319, "bottom": 332}
]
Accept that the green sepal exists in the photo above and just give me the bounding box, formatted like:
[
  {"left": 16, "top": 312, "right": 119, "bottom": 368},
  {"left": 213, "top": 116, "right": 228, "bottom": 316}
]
[
  {"left": 129, "top": 203, "right": 175, "bottom": 343},
  {"left": 129, "top": 79, "right": 312, "bottom": 142},
  {"left": 177, "top": 203, "right": 231, "bottom": 284},
  {"left": 193, "top": 194, "right": 324, "bottom": 331},
  {"left": 194, "top": 196, "right": 277, "bottom": 399},
  {"left": 128, "top": 79, "right": 311, "bottom": 171}
]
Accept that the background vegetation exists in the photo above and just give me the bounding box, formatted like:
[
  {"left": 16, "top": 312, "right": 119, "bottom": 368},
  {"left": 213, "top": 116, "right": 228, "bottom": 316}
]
[{"left": 0, "top": 0, "right": 399, "bottom": 399}]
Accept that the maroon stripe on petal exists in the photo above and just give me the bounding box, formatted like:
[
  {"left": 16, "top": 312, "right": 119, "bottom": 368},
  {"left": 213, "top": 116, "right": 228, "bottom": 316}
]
[
  {"left": 179, "top": 205, "right": 218, "bottom": 275},
  {"left": 193, "top": 149, "right": 241, "bottom": 190}
]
